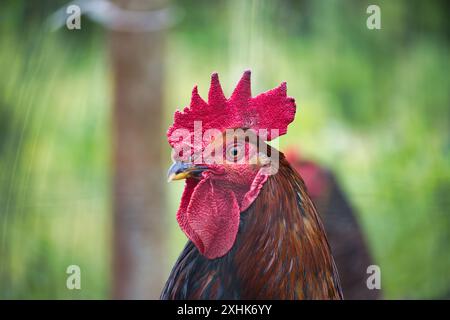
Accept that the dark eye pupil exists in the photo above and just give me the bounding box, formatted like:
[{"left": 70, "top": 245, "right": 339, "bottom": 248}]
[{"left": 232, "top": 148, "right": 238, "bottom": 156}]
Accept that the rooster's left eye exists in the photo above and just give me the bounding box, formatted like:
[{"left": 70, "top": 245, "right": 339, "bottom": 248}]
[{"left": 226, "top": 144, "right": 243, "bottom": 161}]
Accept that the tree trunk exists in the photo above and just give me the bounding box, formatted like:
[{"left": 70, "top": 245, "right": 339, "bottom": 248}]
[{"left": 110, "top": 0, "right": 167, "bottom": 299}]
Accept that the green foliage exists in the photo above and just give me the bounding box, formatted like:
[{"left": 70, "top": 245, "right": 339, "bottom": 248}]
[{"left": 0, "top": 16, "right": 110, "bottom": 298}]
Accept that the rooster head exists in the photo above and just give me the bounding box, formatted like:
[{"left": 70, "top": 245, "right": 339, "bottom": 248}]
[{"left": 167, "top": 71, "right": 296, "bottom": 259}]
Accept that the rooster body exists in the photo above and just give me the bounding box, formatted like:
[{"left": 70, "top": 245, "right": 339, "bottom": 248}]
[{"left": 163, "top": 71, "right": 343, "bottom": 300}]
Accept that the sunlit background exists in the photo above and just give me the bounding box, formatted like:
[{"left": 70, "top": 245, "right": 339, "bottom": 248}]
[{"left": 0, "top": 0, "right": 449, "bottom": 299}]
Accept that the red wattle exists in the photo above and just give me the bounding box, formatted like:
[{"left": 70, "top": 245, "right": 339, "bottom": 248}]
[
  {"left": 176, "top": 168, "right": 269, "bottom": 260},
  {"left": 177, "top": 178, "right": 240, "bottom": 259}
]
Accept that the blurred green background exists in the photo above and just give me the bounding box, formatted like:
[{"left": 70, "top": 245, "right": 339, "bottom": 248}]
[{"left": 0, "top": 0, "right": 449, "bottom": 299}]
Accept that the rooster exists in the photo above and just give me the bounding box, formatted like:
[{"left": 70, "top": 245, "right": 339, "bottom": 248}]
[
  {"left": 285, "top": 149, "right": 380, "bottom": 299},
  {"left": 161, "top": 71, "right": 343, "bottom": 299}
]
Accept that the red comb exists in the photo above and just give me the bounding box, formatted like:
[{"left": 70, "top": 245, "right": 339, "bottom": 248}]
[{"left": 167, "top": 70, "right": 296, "bottom": 150}]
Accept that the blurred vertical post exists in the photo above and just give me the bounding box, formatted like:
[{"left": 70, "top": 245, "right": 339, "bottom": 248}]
[{"left": 110, "top": 0, "right": 167, "bottom": 299}]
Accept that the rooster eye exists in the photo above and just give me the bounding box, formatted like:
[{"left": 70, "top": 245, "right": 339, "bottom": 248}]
[{"left": 226, "top": 144, "right": 243, "bottom": 161}]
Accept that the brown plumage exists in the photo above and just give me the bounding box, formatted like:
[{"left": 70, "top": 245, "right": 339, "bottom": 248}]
[{"left": 161, "top": 154, "right": 343, "bottom": 299}]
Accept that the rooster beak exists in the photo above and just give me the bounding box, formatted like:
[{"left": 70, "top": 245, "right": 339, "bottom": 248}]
[{"left": 167, "top": 162, "right": 208, "bottom": 182}]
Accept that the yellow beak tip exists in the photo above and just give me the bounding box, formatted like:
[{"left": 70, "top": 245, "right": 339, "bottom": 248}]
[{"left": 167, "top": 172, "right": 189, "bottom": 182}]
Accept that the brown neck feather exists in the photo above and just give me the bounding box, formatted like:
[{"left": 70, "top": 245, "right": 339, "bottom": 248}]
[{"left": 233, "top": 155, "right": 343, "bottom": 299}]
